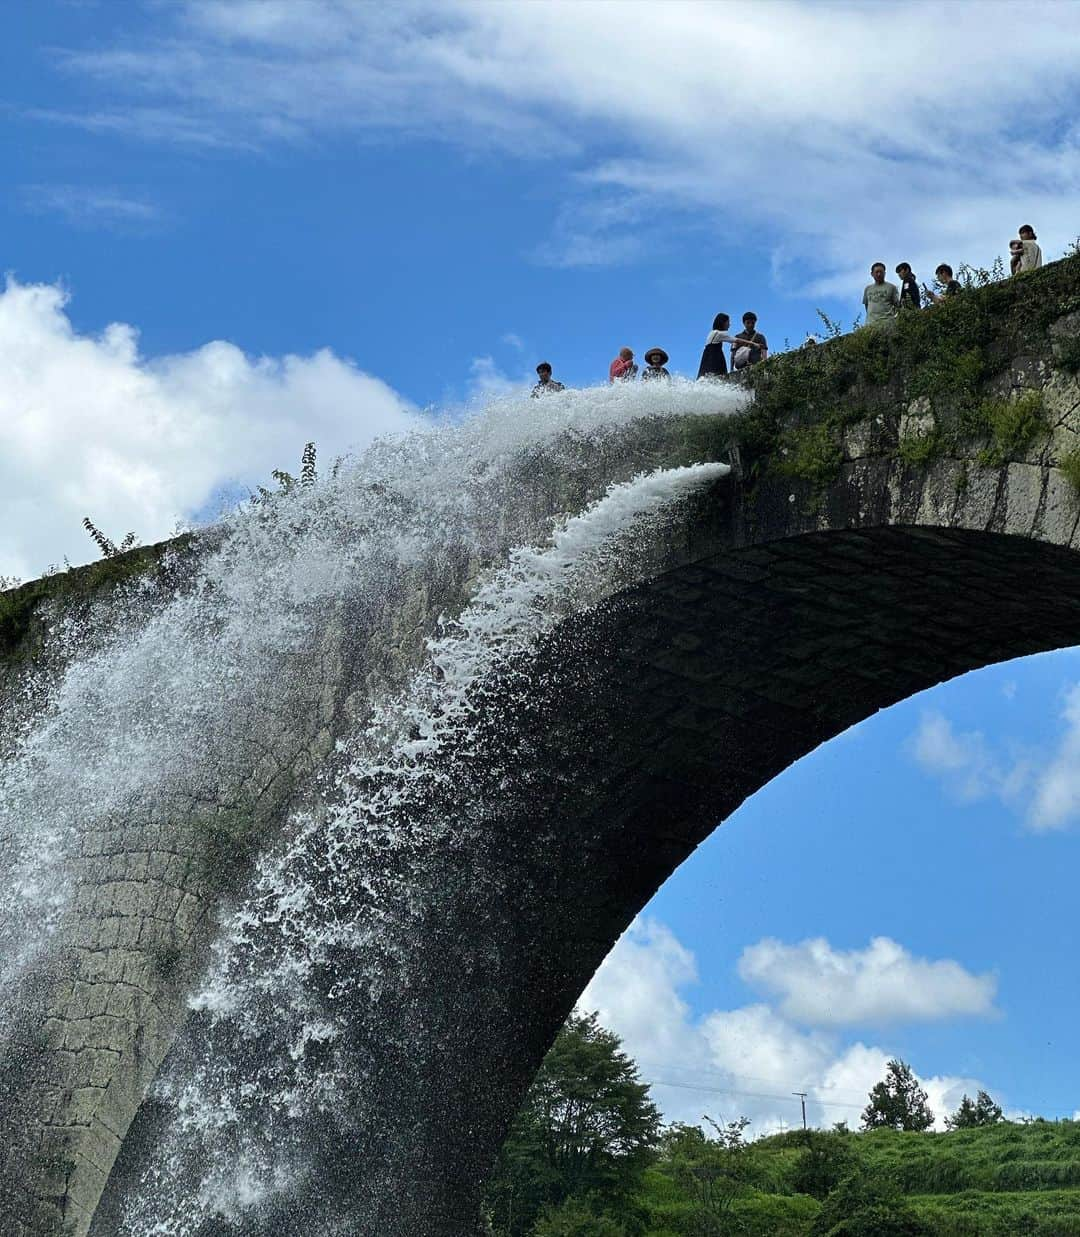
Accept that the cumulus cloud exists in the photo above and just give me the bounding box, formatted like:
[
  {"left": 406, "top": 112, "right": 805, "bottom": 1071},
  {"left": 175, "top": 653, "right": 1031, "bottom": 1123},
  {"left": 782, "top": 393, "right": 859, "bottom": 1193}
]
[
  {"left": 910, "top": 709, "right": 1037, "bottom": 807},
  {"left": 738, "top": 936, "right": 998, "bottom": 1026},
  {"left": 1029, "top": 684, "right": 1080, "bottom": 831},
  {"left": 0, "top": 278, "right": 419, "bottom": 580},
  {"left": 580, "top": 918, "right": 991, "bottom": 1134},
  {"left": 911, "top": 692, "right": 1080, "bottom": 832},
  {"left": 44, "top": 1, "right": 1080, "bottom": 289}
]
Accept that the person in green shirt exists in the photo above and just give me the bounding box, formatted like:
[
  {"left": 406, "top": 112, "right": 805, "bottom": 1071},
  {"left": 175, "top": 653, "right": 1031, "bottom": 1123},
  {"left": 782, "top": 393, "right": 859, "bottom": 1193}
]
[{"left": 862, "top": 262, "right": 900, "bottom": 330}]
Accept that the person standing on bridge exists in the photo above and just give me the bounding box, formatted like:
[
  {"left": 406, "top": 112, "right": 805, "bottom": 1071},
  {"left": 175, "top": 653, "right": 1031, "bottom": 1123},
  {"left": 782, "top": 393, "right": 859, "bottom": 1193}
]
[
  {"left": 732, "top": 312, "right": 769, "bottom": 371},
  {"left": 609, "top": 347, "right": 638, "bottom": 382},
  {"left": 532, "top": 362, "right": 565, "bottom": 396},
  {"left": 697, "top": 313, "right": 740, "bottom": 379},
  {"left": 1018, "top": 224, "right": 1043, "bottom": 271},
  {"left": 896, "top": 263, "right": 921, "bottom": 310},
  {"left": 862, "top": 262, "right": 899, "bottom": 330},
  {"left": 642, "top": 348, "right": 671, "bottom": 380},
  {"left": 925, "top": 263, "right": 962, "bottom": 304}
]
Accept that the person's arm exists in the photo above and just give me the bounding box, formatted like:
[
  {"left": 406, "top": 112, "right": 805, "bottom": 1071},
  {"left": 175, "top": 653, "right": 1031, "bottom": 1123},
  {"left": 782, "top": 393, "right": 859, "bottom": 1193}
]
[{"left": 758, "top": 334, "right": 769, "bottom": 360}]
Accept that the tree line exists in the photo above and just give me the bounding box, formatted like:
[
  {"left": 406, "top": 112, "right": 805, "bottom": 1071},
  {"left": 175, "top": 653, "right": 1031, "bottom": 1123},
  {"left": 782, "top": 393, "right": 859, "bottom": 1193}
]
[{"left": 482, "top": 1012, "right": 1009, "bottom": 1237}]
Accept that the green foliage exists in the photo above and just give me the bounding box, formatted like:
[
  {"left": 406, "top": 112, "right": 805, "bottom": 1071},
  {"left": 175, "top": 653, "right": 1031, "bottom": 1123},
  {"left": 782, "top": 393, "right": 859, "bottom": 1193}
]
[
  {"left": 946, "top": 1092, "right": 1004, "bottom": 1131},
  {"left": 486, "top": 1011, "right": 661, "bottom": 1237},
  {"left": 531, "top": 1197, "right": 630, "bottom": 1237},
  {"left": 82, "top": 516, "right": 138, "bottom": 559},
  {"left": 494, "top": 1011, "right": 1080, "bottom": 1236},
  {"left": 898, "top": 426, "right": 940, "bottom": 468},
  {"left": 0, "top": 536, "right": 192, "bottom": 670},
  {"left": 810, "top": 1171, "right": 932, "bottom": 1237},
  {"left": 1058, "top": 446, "right": 1080, "bottom": 497},
  {"left": 862, "top": 1060, "right": 934, "bottom": 1133},
  {"left": 253, "top": 441, "right": 319, "bottom": 504},
  {"left": 658, "top": 1117, "right": 754, "bottom": 1232},
  {"left": 911, "top": 1187, "right": 1080, "bottom": 1235},
  {"left": 776, "top": 423, "right": 844, "bottom": 489},
  {"left": 792, "top": 1131, "right": 859, "bottom": 1201},
  {"left": 1052, "top": 334, "right": 1080, "bottom": 374},
  {"left": 973, "top": 392, "right": 1045, "bottom": 467}
]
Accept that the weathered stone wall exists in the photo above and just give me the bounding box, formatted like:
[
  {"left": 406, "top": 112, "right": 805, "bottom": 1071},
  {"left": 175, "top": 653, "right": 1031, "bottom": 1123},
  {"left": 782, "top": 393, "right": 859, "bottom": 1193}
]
[{"left": 1, "top": 256, "right": 1079, "bottom": 1234}]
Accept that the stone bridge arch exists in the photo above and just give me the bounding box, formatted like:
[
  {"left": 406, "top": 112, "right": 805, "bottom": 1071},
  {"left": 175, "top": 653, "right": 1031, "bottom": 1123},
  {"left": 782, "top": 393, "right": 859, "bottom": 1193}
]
[{"left": 3, "top": 257, "right": 1080, "bottom": 1235}]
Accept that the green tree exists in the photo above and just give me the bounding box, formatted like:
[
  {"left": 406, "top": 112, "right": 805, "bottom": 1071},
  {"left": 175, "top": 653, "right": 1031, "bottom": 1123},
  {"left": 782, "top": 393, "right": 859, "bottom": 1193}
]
[
  {"left": 791, "top": 1130, "right": 859, "bottom": 1200},
  {"left": 658, "top": 1116, "right": 753, "bottom": 1235},
  {"left": 485, "top": 1011, "right": 661, "bottom": 1237},
  {"left": 861, "top": 1060, "right": 934, "bottom": 1132},
  {"left": 945, "top": 1089, "right": 1004, "bottom": 1130}
]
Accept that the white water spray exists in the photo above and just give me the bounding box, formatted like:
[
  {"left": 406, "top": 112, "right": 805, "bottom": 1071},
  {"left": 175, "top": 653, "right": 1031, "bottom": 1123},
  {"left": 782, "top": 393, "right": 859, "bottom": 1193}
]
[{"left": 0, "top": 377, "right": 744, "bottom": 1234}]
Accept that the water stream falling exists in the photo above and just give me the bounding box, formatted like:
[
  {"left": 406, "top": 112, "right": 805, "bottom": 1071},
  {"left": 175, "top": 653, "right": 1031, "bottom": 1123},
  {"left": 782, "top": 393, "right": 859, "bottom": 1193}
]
[{"left": 0, "top": 379, "right": 745, "bottom": 1235}]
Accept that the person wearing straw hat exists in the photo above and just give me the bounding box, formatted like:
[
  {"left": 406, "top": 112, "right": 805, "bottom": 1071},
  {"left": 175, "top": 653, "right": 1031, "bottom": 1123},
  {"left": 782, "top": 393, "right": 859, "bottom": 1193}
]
[
  {"left": 642, "top": 347, "right": 671, "bottom": 381},
  {"left": 531, "top": 361, "right": 565, "bottom": 397}
]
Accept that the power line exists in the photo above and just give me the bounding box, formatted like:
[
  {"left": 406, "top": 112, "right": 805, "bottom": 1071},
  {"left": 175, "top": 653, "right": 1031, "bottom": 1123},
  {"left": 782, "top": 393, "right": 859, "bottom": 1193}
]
[{"left": 647, "top": 1077, "right": 865, "bottom": 1111}]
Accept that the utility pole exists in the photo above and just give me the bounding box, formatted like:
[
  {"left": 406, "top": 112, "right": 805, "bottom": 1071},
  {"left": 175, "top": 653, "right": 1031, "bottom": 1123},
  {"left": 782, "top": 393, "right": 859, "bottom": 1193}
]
[{"left": 793, "top": 1092, "right": 808, "bottom": 1132}]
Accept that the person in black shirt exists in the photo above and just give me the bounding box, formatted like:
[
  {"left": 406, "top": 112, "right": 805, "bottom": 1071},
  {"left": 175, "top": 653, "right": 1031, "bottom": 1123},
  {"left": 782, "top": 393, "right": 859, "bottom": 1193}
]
[
  {"left": 925, "top": 264, "right": 961, "bottom": 304},
  {"left": 895, "top": 263, "right": 921, "bottom": 310},
  {"left": 731, "top": 312, "right": 769, "bottom": 371}
]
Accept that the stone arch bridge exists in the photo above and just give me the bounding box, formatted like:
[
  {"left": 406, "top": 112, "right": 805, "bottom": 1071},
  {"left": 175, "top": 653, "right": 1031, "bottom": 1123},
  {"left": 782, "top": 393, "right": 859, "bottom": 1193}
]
[{"left": 2, "top": 258, "right": 1080, "bottom": 1234}]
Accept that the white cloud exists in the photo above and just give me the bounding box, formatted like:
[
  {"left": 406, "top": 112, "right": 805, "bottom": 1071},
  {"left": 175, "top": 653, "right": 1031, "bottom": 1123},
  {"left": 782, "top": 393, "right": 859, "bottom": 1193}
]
[
  {"left": 0, "top": 278, "right": 419, "bottom": 580},
  {"left": 1029, "top": 684, "right": 1080, "bottom": 831},
  {"left": 911, "top": 691, "right": 1080, "bottom": 833},
  {"left": 738, "top": 936, "right": 998, "bottom": 1026},
  {"left": 21, "top": 184, "right": 162, "bottom": 229},
  {"left": 910, "top": 710, "right": 1031, "bottom": 805},
  {"left": 580, "top": 918, "right": 993, "bottom": 1134},
  {"left": 46, "top": 1, "right": 1080, "bottom": 287},
  {"left": 466, "top": 355, "right": 523, "bottom": 402}
]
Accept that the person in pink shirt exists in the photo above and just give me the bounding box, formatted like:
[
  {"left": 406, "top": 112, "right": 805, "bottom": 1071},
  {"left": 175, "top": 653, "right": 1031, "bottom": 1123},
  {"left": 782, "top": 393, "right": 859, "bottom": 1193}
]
[{"left": 609, "top": 347, "right": 638, "bottom": 382}]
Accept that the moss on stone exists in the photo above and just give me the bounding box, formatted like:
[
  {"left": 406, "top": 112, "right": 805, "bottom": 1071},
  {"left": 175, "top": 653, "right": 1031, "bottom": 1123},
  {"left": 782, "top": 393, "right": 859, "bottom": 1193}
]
[
  {"left": 1059, "top": 447, "right": 1080, "bottom": 498},
  {"left": 1053, "top": 334, "right": 1080, "bottom": 375},
  {"left": 898, "top": 427, "right": 940, "bottom": 468},
  {"left": 737, "top": 254, "right": 1080, "bottom": 488},
  {"left": 0, "top": 534, "right": 193, "bottom": 672},
  {"left": 775, "top": 423, "right": 845, "bottom": 488},
  {"left": 974, "top": 391, "right": 1046, "bottom": 468}
]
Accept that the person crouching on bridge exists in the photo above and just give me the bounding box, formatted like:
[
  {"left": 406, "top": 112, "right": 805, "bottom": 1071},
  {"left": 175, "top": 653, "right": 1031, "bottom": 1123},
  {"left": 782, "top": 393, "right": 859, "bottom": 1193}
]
[
  {"left": 532, "top": 362, "right": 565, "bottom": 396},
  {"left": 642, "top": 348, "right": 671, "bottom": 380},
  {"left": 697, "top": 313, "right": 741, "bottom": 379},
  {"left": 609, "top": 347, "right": 638, "bottom": 382},
  {"left": 862, "top": 262, "right": 899, "bottom": 330}
]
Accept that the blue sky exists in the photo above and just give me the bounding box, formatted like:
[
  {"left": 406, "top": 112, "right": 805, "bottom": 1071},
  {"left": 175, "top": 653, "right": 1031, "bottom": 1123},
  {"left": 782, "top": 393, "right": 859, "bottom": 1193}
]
[{"left": 4, "top": 0, "right": 1080, "bottom": 1134}]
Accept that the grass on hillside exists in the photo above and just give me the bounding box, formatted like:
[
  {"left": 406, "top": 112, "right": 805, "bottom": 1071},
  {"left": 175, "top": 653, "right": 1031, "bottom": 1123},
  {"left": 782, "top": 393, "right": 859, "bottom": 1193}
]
[{"left": 638, "top": 1122, "right": 1080, "bottom": 1237}]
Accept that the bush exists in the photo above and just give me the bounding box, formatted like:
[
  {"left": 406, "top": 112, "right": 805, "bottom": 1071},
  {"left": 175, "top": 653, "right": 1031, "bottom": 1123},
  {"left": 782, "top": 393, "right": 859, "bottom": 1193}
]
[
  {"left": 793, "top": 1133, "right": 860, "bottom": 1201},
  {"left": 898, "top": 428, "right": 939, "bottom": 467},
  {"left": 531, "top": 1197, "right": 628, "bottom": 1237},
  {"left": 811, "top": 1172, "right": 931, "bottom": 1237},
  {"left": 775, "top": 423, "right": 845, "bottom": 488},
  {"left": 975, "top": 391, "right": 1046, "bottom": 466}
]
